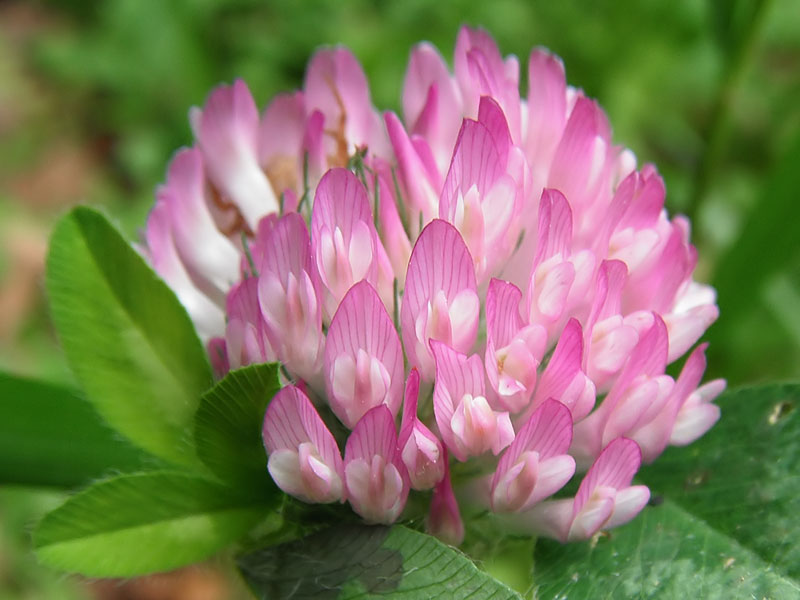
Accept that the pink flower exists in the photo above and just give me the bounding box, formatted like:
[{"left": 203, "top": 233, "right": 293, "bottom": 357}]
[{"left": 145, "top": 27, "right": 723, "bottom": 537}]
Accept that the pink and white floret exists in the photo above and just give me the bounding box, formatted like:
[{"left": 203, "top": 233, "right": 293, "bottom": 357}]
[{"left": 144, "top": 27, "right": 723, "bottom": 542}]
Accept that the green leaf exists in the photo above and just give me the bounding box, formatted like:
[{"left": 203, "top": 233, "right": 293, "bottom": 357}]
[
  {"left": 238, "top": 524, "right": 522, "bottom": 599},
  {"left": 533, "top": 384, "right": 800, "bottom": 598},
  {"left": 0, "top": 372, "right": 153, "bottom": 487},
  {"left": 639, "top": 384, "right": 800, "bottom": 578},
  {"left": 194, "top": 363, "right": 281, "bottom": 491},
  {"left": 35, "top": 471, "right": 275, "bottom": 577},
  {"left": 532, "top": 500, "right": 798, "bottom": 599},
  {"left": 46, "top": 207, "right": 213, "bottom": 467}
]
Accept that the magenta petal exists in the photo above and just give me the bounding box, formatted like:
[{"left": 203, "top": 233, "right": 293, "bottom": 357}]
[{"left": 324, "top": 280, "right": 404, "bottom": 428}]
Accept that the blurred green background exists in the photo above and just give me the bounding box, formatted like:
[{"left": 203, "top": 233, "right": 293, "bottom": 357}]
[{"left": 0, "top": 0, "right": 798, "bottom": 598}]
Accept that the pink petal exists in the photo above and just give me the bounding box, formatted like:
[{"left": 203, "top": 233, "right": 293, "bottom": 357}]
[
  {"left": 616, "top": 168, "right": 666, "bottom": 231},
  {"left": 670, "top": 377, "right": 725, "bottom": 446},
  {"left": 573, "top": 437, "right": 642, "bottom": 517},
  {"left": 311, "top": 168, "right": 380, "bottom": 318},
  {"left": 485, "top": 279, "right": 547, "bottom": 411},
  {"left": 257, "top": 213, "right": 324, "bottom": 383},
  {"left": 454, "top": 27, "right": 521, "bottom": 141},
  {"left": 159, "top": 148, "right": 240, "bottom": 306},
  {"left": 427, "top": 449, "right": 465, "bottom": 545},
  {"left": 344, "top": 405, "right": 409, "bottom": 524},
  {"left": 385, "top": 111, "right": 440, "bottom": 233},
  {"left": 534, "top": 189, "right": 573, "bottom": 265},
  {"left": 531, "top": 319, "right": 595, "bottom": 421},
  {"left": 207, "top": 337, "right": 229, "bottom": 378},
  {"left": 193, "top": 79, "right": 278, "bottom": 226},
  {"left": 670, "top": 401, "right": 721, "bottom": 446},
  {"left": 263, "top": 385, "right": 344, "bottom": 504},
  {"left": 432, "top": 341, "right": 513, "bottom": 460},
  {"left": 372, "top": 160, "right": 412, "bottom": 287},
  {"left": 399, "top": 369, "right": 446, "bottom": 490},
  {"left": 624, "top": 221, "right": 697, "bottom": 314},
  {"left": 324, "top": 280, "right": 404, "bottom": 428},
  {"left": 491, "top": 399, "right": 575, "bottom": 512},
  {"left": 604, "top": 485, "right": 650, "bottom": 529},
  {"left": 567, "top": 490, "right": 615, "bottom": 541},
  {"left": 258, "top": 91, "right": 306, "bottom": 196},
  {"left": 586, "top": 260, "right": 629, "bottom": 328},
  {"left": 259, "top": 91, "right": 305, "bottom": 162},
  {"left": 431, "top": 340, "right": 484, "bottom": 460},
  {"left": 548, "top": 96, "right": 610, "bottom": 217},
  {"left": 402, "top": 42, "right": 463, "bottom": 172},
  {"left": 225, "top": 277, "right": 276, "bottom": 369},
  {"left": 401, "top": 220, "right": 479, "bottom": 380},
  {"left": 440, "top": 110, "right": 506, "bottom": 221},
  {"left": 525, "top": 48, "right": 568, "bottom": 177},
  {"left": 144, "top": 201, "right": 225, "bottom": 340},
  {"left": 630, "top": 343, "right": 709, "bottom": 461},
  {"left": 486, "top": 278, "right": 525, "bottom": 349},
  {"left": 517, "top": 497, "right": 574, "bottom": 542},
  {"left": 664, "top": 282, "right": 719, "bottom": 362},
  {"left": 304, "top": 47, "right": 389, "bottom": 160}
]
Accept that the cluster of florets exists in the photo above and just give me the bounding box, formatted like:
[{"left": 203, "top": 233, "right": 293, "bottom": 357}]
[{"left": 144, "top": 27, "right": 724, "bottom": 544}]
